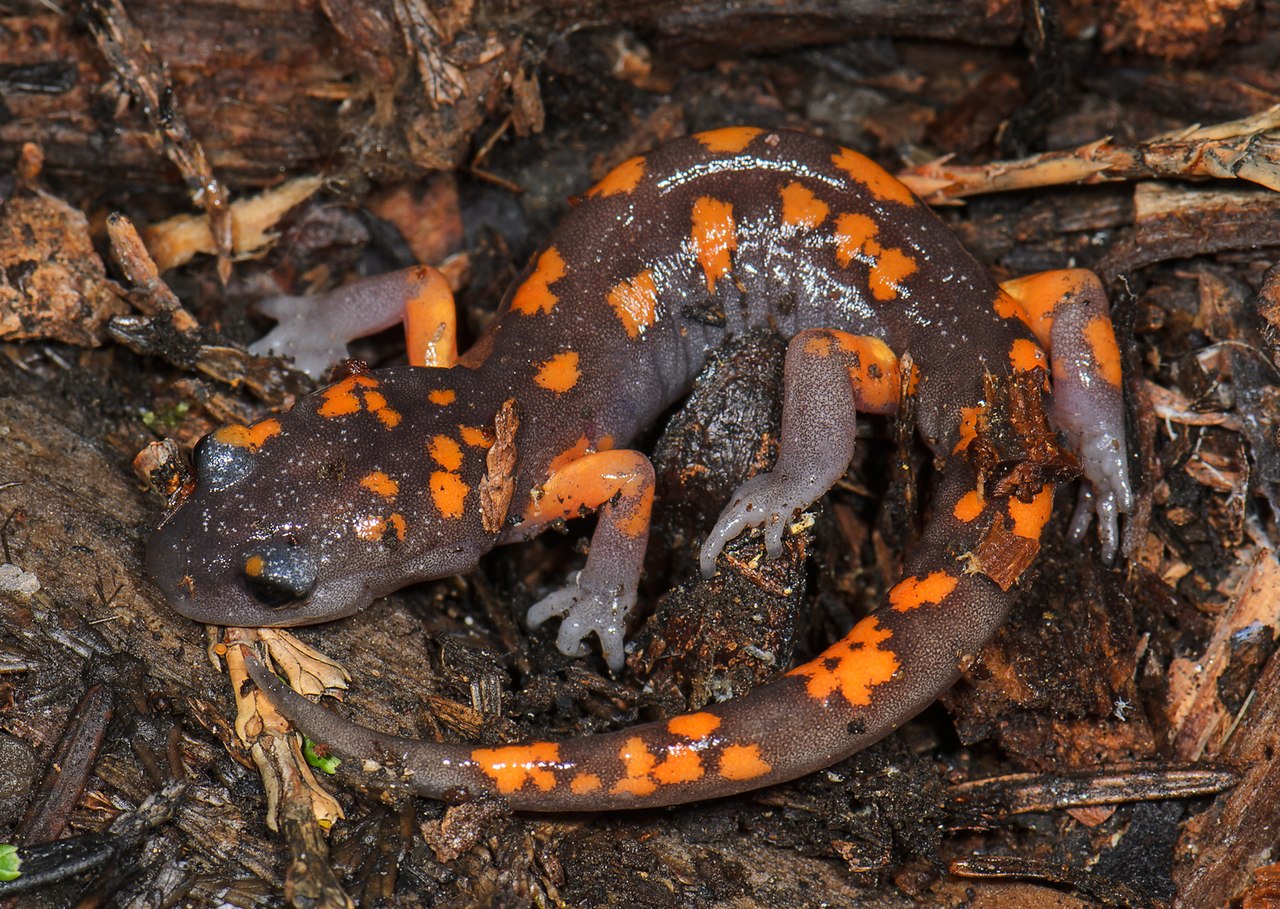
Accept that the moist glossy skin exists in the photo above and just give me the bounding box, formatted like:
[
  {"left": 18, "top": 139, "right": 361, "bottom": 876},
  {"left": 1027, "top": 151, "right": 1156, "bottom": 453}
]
[{"left": 150, "top": 127, "right": 1132, "bottom": 810}]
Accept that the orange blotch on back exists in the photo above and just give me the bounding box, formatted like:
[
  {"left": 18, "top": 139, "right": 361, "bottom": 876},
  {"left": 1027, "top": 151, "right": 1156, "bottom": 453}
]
[
  {"left": 718, "top": 744, "right": 771, "bottom": 782},
  {"left": 952, "top": 406, "right": 982, "bottom": 454},
  {"left": 459, "top": 424, "right": 494, "bottom": 448},
  {"left": 869, "top": 247, "right": 917, "bottom": 301},
  {"left": 1008, "top": 486, "right": 1054, "bottom": 540},
  {"left": 788, "top": 616, "right": 900, "bottom": 707},
  {"left": 694, "top": 126, "right": 763, "bottom": 154},
  {"left": 831, "top": 147, "right": 917, "bottom": 207},
  {"left": 780, "top": 181, "right": 829, "bottom": 229},
  {"left": 607, "top": 269, "right": 659, "bottom": 338},
  {"left": 690, "top": 196, "right": 737, "bottom": 294},
  {"left": 430, "top": 471, "right": 469, "bottom": 519},
  {"left": 510, "top": 247, "right": 567, "bottom": 316},
  {"left": 1084, "top": 315, "right": 1123, "bottom": 388},
  {"left": 833, "top": 213, "right": 878, "bottom": 268},
  {"left": 534, "top": 351, "right": 581, "bottom": 393},
  {"left": 360, "top": 470, "right": 399, "bottom": 499},
  {"left": 428, "top": 389, "right": 456, "bottom": 406},
  {"left": 472, "top": 742, "right": 561, "bottom": 794},
  {"left": 953, "top": 489, "right": 985, "bottom": 523},
  {"left": 214, "top": 418, "right": 281, "bottom": 452},
  {"left": 667, "top": 712, "right": 721, "bottom": 741},
  {"left": 889, "top": 570, "right": 959, "bottom": 612},
  {"left": 429, "top": 435, "right": 463, "bottom": 471},
  {"left": 587, "top": 155, "right": 646, "bottom": 197}
]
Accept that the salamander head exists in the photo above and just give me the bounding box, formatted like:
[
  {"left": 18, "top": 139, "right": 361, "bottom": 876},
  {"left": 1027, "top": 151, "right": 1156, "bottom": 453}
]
[{"left": 147, "top": 371, "right": 496, "bottom": 627}]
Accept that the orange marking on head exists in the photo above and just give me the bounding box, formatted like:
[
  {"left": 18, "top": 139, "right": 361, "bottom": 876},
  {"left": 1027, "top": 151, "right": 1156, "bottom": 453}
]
[
  {"left": 534, "top": 351, "right": 581, "bottom": 393},
  {"left": 952, "top": 406, "right": 982, "bottom": 454},
  {"left": 889, "top": 570, "right": 959, "bottom": 612},
  {"left": 472, "top": 743, "right": 561, "bottom": 794},
  {"left": 429, "top": 435, "right": 463, "bottom": 472},
  {"left": 510, "top": 247, "right": 567, "bottom": 316},
  {"left": 388, "top": 512, "right": 407, "bottom": 540},
  {"left": 213, "top": 418, "right": 281, "bottom": 452},
  {"left": 430, "top": 471, "right": 469, "bottom": 519},
  {"left": 718, "top": 744, "right": 771, "bottom": 782},
  {"left": 780, "top": 181, "right": 829, "bottom": 229},
  {"left": 953, "top": 489, "right": 985, "bottom": 523},
  {"left": 587, "top": 155, "right": 646, "bottom": 197},
  {"left": 1084, "top": 315, "right": 1123, "bottom": 388},
  {"left": 354, "top": 515, "right": 387, "bottom": 542},
  {"left": 694, "top": 126, "right": 763, "bottom": 154},
  {"left": 244, "top": 555, "right": 264, "bottom": 577},
  {"left": 690, "top": 196, "right": 737, "bottom": 294},
  {"left": 831, "top": 147, "right": 917, "bottom": 207},
  {"left": 869, "top": 246, "right": 917, "bottom": 301},
  {"left": 1010, "top": 338, "right": 1048, "bottom": 374},
  {"left": 360, "top": 470, "right": 399, "bottom": 499},
  {"left": 1008, "top": 486, "right": 1055, "bottom": 540},
  {"left": 667, "top": 712, "right": 721, "bottom": 741},
  {"left": 318, "top": 375, "right": 379, "bottom": 419},
  {"left": 428, "top": 389, "right": 456, "bottom": 406},
  {"left": 570, "top": 773, "right": 602, "bottom": 795},
  {"left": 607, "top": 269, "right": 659, "bottom": 338},
  {"left": 788, "top": 616, "right": 900, "bottom": 706},
  {"left": 459, "top": 425, "right": 495, "bottom": 448}
]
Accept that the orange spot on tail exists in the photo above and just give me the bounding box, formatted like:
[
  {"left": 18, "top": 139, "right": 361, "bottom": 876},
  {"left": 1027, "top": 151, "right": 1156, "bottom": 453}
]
[
  {"left": 789, "top": 616, "right": 900, "bottom": 707},
  {"left": 690, "top": 196, "right": 737, "bottom": 294},
  {"left": 510, "top": 247, "right": 566, "bottom": 316},
  {"left": 889, "top": 571, "right": 959, "bottom": 612},
  {"left": 718, "top": 743, "right": 771, "bottom": 781},
  {"left": 667, "top": 712, "right": 721, "bottom": 741},
  {"left": 472, "top": 743, "right": 561, "bottom": 794},
  {"left": 1008, "top": 486, "right": 1055, "bottom": 540},
  {"left": 534, "top": 351, "right": 581, "bottom": 393}
]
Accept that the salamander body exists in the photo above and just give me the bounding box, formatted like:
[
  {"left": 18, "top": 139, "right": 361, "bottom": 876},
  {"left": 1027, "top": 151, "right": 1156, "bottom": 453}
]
[{"left": 148, "top": 127, "right": 1132, "bottom": 810}]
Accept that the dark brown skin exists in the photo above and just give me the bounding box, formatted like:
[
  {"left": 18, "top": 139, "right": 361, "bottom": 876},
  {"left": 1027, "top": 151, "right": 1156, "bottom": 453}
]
[{"left": 153, "top": 127, "right": 1132, "bottom": 809}]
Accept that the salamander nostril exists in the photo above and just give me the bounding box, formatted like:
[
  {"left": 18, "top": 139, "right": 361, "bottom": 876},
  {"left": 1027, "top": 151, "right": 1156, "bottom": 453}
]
[{"left": 242, "top": 545, "right": 317, "bottom": 607}]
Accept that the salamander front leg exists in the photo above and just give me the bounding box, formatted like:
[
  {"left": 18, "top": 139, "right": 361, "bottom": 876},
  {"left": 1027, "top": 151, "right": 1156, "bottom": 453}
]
[
  {"left": 513, "top": 450, "right": 656, "bottom": 671},
  {"left": 999, "top": 269, "right": 1132, "bottom": 560},
  {"left": 251, "top": 265, "right": 457, "bottom": 377},
  {"left": 700, "top": 329, "right": 901, "bottom": 577}
]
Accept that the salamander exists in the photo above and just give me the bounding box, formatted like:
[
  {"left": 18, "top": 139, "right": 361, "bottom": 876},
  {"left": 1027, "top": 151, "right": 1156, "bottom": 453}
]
[{"left": 147, "top": 127, "right": 1132, "bottom": 810}]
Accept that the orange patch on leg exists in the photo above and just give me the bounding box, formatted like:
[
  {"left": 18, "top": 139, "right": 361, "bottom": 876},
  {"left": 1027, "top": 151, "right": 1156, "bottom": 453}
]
[{"left": 1084, "top": 315, "right": 1123, "bottom": 388}]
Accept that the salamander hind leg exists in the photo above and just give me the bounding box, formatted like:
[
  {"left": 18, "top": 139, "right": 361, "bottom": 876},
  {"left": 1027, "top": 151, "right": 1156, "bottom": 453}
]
[
  {"left": 514, "top": 449, "right": 656, "bottom": 671},
  {"left": 700, "top": 329, "right": 901, "bottom": 578},
  {"left": 998, "top": 269, "right": 1132, "bottom": 560},
  {"left": 251, "top": 266, "right": 458, "bottom": 378}
]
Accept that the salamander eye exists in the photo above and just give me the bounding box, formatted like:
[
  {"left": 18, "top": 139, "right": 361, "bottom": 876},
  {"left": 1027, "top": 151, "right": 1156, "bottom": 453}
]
[
  {"left": 193, "top": 433, "right": 256, "bottom": 492},
  {"left": 242, "top": 545, "right": 317, "bottom": 607}
]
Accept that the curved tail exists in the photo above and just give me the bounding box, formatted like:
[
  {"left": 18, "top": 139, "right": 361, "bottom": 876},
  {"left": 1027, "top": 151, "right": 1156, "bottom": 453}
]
[{"left": 246, "top": 460, "right": 1048, "bottom": 810}]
